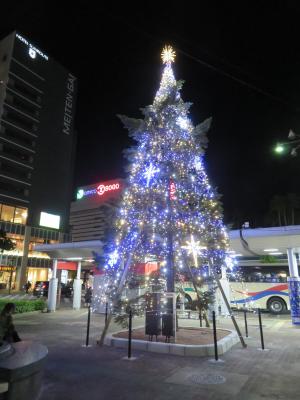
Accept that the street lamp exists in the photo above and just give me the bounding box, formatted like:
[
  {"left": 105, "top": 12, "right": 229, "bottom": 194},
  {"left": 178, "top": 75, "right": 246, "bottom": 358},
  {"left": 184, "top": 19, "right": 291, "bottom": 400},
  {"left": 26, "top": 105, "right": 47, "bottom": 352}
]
[
  {"left": 274, "top": 129, "right": 300, "bottom": 157},
  {"left": 274, "top": 143, "right": 285, "bottom": 154}
]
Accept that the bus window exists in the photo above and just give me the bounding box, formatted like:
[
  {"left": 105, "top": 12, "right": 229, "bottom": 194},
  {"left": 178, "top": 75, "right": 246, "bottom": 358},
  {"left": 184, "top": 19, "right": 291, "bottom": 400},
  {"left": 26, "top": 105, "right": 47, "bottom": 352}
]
[{"left": 228, "top": 266, "right": 288, "bottom": 283}]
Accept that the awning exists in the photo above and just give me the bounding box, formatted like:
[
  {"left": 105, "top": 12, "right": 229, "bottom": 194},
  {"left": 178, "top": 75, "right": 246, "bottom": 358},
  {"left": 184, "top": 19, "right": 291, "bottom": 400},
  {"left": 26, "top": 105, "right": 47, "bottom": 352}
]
[
  {"left": 229, "top": 226, "right": 300, "bottom": 256},
  {"left": 34, "top": 240, "right": 103, "bottom": 260}
]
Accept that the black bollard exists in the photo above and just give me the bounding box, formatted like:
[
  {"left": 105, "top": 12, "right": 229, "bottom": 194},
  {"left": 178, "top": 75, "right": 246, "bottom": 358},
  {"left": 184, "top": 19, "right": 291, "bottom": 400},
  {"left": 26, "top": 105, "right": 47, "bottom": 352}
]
[
  {"left": 258, "top": 308, "right": 265, "bottom": 350},
  {"left": 85, "top": 304, "right": 91, "bottom": 347},
  {"left": 212, "top": 311, "right": 218, "bottom": 361},
  {"left": 105, "top": 302, "right": 108, "bottom": 324},
  {"left": 128, "top": 308, "right": 132, "bottom": 359},
  {"left": 244, "top": 309, "right": 248, "bottom": 338}
]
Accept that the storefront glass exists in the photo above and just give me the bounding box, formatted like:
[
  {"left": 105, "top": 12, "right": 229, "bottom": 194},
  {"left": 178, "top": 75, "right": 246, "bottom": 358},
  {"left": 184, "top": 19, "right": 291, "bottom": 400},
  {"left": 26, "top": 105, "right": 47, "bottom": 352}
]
[
  {"left": 27, "top": 267, "right": 48, "bottom": 286},
  {"left": 0, "top": 267, "right": 16, "bottom": 290}
]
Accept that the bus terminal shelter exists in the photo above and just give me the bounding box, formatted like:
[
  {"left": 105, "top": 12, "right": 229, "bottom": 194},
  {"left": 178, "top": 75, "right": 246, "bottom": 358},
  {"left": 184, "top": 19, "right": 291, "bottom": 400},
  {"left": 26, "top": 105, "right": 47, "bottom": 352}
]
[
  {"left": 34, "top": 240, "right": 103, "bottom": 312},
  {"left": 35, "top": 226, "right": 300, "bottom": 323},
  {"left": 229, "top": 225, "right": 300, "bottom": 274}
]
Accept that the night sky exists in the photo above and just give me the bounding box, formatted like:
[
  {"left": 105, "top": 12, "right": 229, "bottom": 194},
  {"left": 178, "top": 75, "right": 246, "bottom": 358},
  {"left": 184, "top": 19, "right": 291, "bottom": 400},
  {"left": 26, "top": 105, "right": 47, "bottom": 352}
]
[{"left": 2, "top": 2, "right": 300, "bottom": 227}]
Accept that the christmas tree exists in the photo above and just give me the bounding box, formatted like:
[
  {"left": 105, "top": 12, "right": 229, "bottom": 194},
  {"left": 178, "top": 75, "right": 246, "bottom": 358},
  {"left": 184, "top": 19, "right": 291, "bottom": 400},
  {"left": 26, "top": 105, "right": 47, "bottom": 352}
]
[{"left": 98, "top": 46, "right": 233, "bottom": 341}]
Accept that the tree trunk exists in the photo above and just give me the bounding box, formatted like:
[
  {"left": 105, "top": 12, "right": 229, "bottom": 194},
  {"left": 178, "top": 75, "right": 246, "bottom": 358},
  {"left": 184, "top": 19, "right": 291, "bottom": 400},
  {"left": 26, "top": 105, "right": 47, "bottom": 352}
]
[
  {"left": 291, "top": 207, "right": 295, "bottom": 225},
  {"left": 184, "top": 261, "right": 210, "bottom": 327},
  {"left": 277, "top": 210, "right": 282, "bottom": 226},
  {"left": 283, "top": 207, "right": 288, "bottom": 226}
]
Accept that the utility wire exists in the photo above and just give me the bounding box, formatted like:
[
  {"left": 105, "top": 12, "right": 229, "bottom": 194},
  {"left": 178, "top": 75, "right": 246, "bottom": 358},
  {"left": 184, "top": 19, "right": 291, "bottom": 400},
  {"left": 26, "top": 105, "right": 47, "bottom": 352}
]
[
  {"left": 105, "top": 12, "right": 299, "bottom": 113},
  {"left": 176, "top": 48, "right": 292, "bottom": 108}
]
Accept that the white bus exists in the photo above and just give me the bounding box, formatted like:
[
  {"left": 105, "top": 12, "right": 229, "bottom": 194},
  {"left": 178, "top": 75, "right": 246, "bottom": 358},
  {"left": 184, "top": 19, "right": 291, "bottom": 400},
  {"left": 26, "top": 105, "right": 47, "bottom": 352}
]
[
  {"left": 179, "top": 263, "right": 291, "bottom": 314},
  {"left": 229, "top": 264, "right": 290, "bottom": 314}
]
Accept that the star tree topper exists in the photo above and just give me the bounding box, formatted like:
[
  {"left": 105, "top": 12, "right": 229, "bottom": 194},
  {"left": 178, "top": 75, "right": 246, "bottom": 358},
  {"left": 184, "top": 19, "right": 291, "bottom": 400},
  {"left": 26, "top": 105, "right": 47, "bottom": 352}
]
[{"left": 161, "top": 45, "right": 176, "bottom": 64}]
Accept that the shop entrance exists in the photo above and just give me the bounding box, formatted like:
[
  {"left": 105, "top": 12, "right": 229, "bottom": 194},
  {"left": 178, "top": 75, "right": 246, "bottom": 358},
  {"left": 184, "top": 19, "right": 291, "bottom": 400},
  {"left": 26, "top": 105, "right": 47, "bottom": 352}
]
[{"left": 0, "top": 265, "right": 16, "bottom": 292}]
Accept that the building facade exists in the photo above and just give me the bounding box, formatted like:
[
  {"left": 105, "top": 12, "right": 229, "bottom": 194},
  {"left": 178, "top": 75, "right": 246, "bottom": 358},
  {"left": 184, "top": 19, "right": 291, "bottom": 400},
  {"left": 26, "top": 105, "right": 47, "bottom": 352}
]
[
  {"left": 0, "top": 31, "right": 77, "bottom": 290},
  {"left": 70, "top": 178, "right": 124, "bottom": 242}
]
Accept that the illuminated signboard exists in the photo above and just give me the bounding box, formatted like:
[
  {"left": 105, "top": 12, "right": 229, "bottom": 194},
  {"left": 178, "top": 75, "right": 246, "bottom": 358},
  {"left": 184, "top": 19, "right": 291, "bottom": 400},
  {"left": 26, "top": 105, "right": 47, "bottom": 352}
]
[
  {"left": 0, "top": 266, "right": 16, "bottom": 272},
  {"left": 170, "top": 180, "right": 176, "bottom": 200},
  {"left": 77, "top": 181, "right": 121, "bottom": 200},
  {"left": 63, "top": 73, "right": 76, "bottom": 135},
  {"left": 16, "top": 33, "right": 49, "bottom": 61},
  {"left": 39, "top": 212, "right": 60, "bottom": 229}
]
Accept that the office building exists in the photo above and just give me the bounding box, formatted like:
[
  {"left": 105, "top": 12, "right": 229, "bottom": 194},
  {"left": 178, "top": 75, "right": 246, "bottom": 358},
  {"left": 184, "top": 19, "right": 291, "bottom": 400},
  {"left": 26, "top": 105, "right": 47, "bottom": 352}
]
[
  {"left": 0, "top": 31, "right": 77, "bottom": 289},
  {"left": 70, "top": 178, "right": 124, "bottom": 242}
]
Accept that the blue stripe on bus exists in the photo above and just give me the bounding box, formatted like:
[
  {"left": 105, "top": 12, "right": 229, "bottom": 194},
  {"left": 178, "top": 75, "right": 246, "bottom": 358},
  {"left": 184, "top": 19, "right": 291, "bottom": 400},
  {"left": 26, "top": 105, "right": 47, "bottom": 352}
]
[{"left": 231, "top": 291, "right": 289, "bottom": 304}]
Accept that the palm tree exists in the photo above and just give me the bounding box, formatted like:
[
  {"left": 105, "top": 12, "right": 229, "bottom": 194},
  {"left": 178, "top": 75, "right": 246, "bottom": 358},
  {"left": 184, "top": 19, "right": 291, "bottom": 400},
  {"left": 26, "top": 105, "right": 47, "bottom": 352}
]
[
  {"left": 268, "top": 194, "right": 300, "bottom": 226},
  {"left": 269, "top": 195, "right": 286, "bottom": 226},
  {"left": 287, "top": 193, "right": 300, "bottom": 225}
]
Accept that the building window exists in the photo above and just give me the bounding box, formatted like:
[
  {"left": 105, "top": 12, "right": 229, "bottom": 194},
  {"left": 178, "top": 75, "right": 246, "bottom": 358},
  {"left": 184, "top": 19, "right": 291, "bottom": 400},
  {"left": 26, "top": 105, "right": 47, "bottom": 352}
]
[
  {"left": 0, "top": 204, "right": 28, "bottom": 225},
  {"left": 0, "top": 204, "right": 15, "bottom": 222},
  {"left": 13, "top": 207, "right": 28, "bottom": 224}
]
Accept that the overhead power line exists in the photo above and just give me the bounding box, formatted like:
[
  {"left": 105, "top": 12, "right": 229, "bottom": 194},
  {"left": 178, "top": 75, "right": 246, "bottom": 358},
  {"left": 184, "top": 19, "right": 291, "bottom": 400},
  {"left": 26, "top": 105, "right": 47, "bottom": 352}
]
[{"left": 105, "top": 12, "right": 299, "bottom": 113}]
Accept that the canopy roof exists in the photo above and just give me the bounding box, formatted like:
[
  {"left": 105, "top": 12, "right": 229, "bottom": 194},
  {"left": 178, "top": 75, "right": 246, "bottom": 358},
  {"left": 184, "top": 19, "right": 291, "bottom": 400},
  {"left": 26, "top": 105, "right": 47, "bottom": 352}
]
[
  {"left": 34, "top": 240, "right": 103, "bottom": 260},
  {"left": 229, "top": 226, "right": 300, "bottom": 256}
]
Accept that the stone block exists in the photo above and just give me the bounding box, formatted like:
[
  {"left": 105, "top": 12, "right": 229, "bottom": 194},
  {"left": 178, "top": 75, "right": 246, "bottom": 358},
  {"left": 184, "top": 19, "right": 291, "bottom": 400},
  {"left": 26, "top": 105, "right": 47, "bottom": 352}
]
[
  {"left": 0, "top": 341, "right": 48, "bottom": 400},
  {"left": 184, "top": 345, "right": 208, "bottom": 357},
  {"left": 108, "top": 328, "right": 238, "bottom": 358},
  {"left": 218, "top": 344, "right": 225, "bottom": 355},
  {"left": 207, "top": 345, "right": 216, "bottom": 356},
  {"left": 169, "top": 344, "right": 185, "bottom": 356},
  {"left": 148, "top": 342, "right": 170, "bottom": 354},
  {"left": 132, "top": 340, "right": 148, "bottom": 351}
]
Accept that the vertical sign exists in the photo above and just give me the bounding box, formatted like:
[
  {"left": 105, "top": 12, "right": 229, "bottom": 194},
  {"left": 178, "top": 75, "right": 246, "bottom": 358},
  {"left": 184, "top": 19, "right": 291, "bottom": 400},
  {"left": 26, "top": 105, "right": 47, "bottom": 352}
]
[
  {"left": 169, "top": 179, "right": 176, "bottom": 201},
  {"left": 288, "top": 277, "right": 300, "bottom": 325}
]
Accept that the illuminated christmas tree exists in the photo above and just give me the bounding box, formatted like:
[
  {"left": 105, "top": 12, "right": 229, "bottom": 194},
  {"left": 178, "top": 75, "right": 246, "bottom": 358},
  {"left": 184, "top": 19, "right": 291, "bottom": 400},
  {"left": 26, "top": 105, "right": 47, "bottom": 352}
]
[{"left": 98, "top": 46, "right": 233, "bottom": 339}]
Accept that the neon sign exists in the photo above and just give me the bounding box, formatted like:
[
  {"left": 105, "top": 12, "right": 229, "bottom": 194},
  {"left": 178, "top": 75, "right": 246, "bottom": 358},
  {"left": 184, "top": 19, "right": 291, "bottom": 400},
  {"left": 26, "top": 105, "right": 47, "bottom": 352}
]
[
  {"left": 16, "top": 33, "right": 49, "bottom": 61},
  {"left": 97, "top": 183, "right": 120, "bottom": 196},
  {"left": 77, "top": 182, "right": 121, "bottom": 200}
]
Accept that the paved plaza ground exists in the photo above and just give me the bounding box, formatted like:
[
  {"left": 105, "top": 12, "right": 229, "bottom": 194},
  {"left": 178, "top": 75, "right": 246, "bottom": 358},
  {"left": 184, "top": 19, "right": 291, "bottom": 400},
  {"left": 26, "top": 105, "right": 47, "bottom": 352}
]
[{"left": 12, "top": 307, "right": 300, "bottom": 400}]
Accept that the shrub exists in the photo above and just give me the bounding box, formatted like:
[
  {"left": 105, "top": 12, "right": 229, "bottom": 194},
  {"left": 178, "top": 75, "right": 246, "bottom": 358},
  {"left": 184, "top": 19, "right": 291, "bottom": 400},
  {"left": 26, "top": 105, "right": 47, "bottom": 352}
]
[{"left": 0, "top": 299, "right": 46, "bottom": 313}]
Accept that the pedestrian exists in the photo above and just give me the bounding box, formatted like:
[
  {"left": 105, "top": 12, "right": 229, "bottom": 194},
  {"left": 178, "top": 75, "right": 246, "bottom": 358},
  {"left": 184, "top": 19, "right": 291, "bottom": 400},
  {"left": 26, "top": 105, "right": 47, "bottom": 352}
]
[
  {"left": 0, "top": 303, "right": 21, "bottom": 343},
  {"left": 25, "top": 281, "right": 32, "bottom": 294}
]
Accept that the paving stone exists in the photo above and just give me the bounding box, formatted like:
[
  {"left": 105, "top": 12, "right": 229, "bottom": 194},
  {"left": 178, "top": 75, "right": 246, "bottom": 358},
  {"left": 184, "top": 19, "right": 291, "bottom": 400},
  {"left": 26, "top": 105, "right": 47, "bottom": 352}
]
[{"left": 10, "top": 308, "right": 300, "bottom": 400}]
